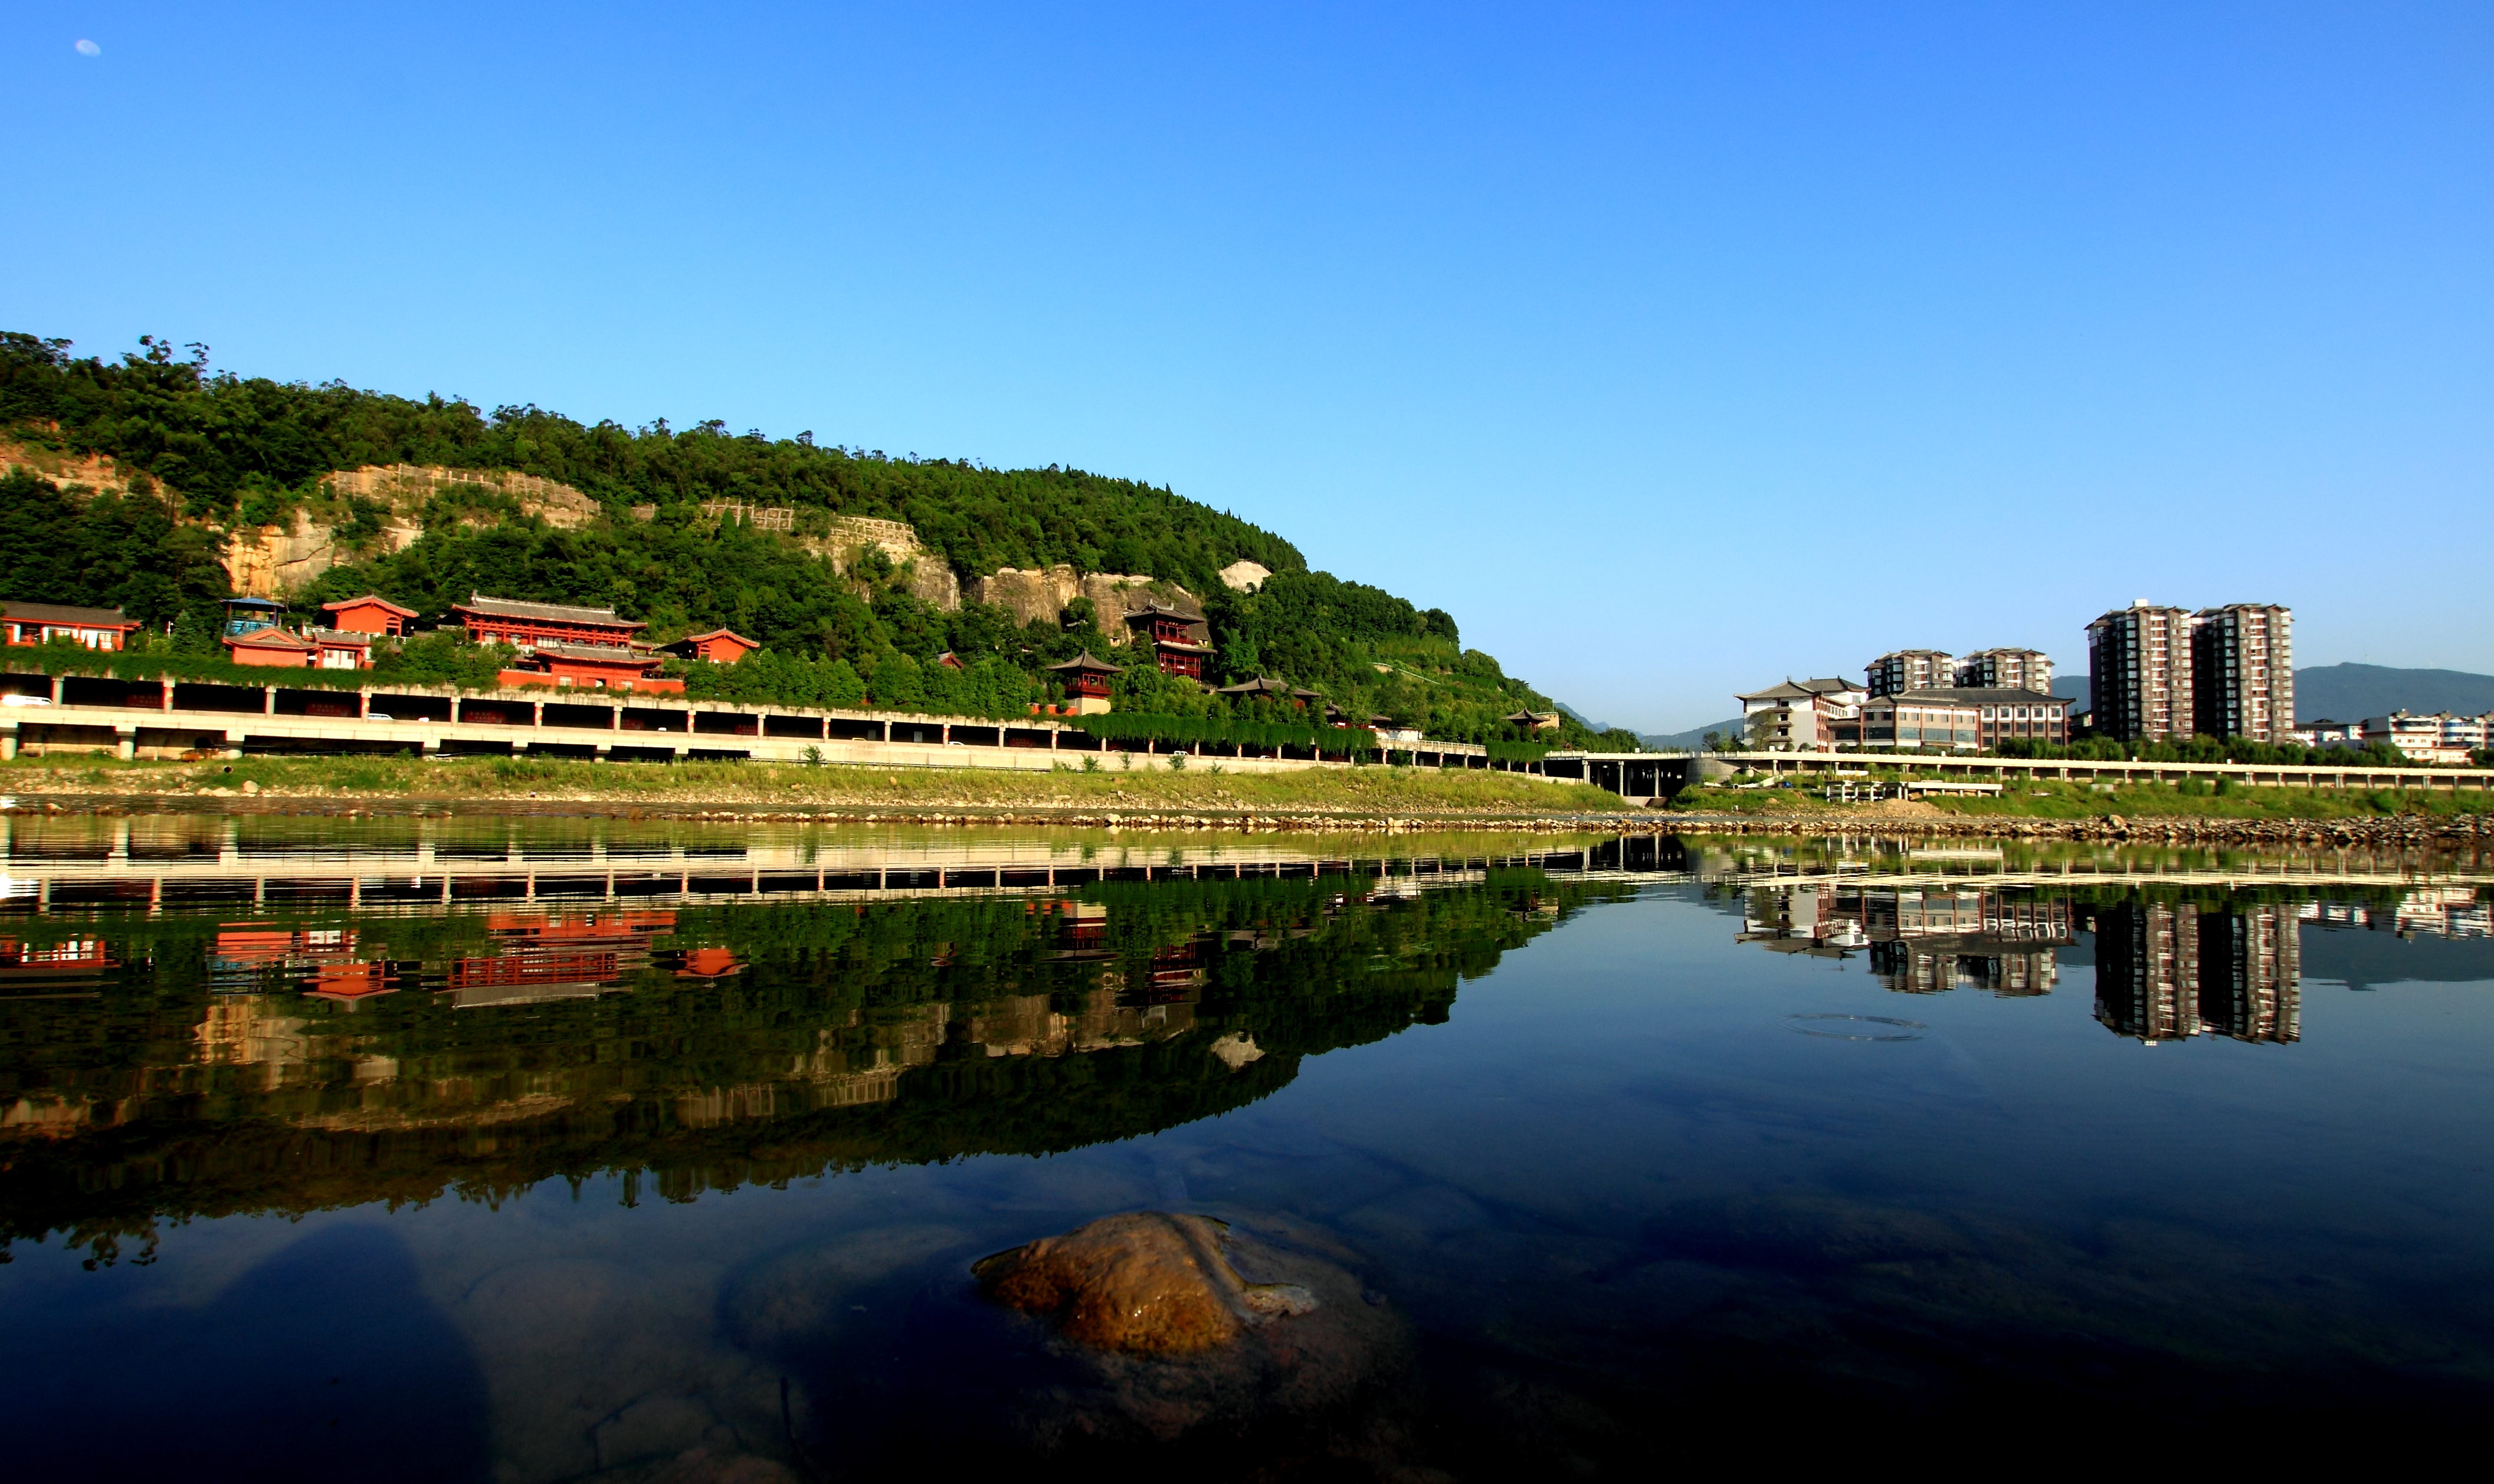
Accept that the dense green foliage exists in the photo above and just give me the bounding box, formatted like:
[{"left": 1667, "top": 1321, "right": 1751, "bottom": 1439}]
[
  {"left": 0, "top": 331, "right": 1294, "bottom": 591},
  {"left": 1, "top": 330, "right": 1606, "bottom": 741},
  {"left": 1996, "top": 735, "right": 2426, "bottom": 767},
  {"left": 1071, "top": 711, "right": 1380, "bottom": 757}
]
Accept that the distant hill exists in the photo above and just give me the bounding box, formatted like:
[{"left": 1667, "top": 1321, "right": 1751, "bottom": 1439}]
[
  {"left": 2295, "top": 664, "right": 2494, "bottom": 723},
  {"left": 1641, "top": 716, "right": 1745, "bottom": 752},
  {"left": 2054, "top": 666, "right": 2492, "bottom": 724}
]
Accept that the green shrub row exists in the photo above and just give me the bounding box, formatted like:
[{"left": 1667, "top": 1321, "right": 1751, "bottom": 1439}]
[{"left": 1073, "top": 712, "right": 1379, "bottom": 757}]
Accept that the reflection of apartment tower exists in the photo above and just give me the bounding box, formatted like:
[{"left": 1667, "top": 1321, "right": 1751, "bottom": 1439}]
[
  {"left": 1867, "top": 649, "right": 1954, "bottom": 699},
  {"left": 2095, "top": 902, "right": 2300, "bottom": 1044},
  {"left": 2095, "top": 901, "right": 2201, "bottom": 1040},
  {"left": 2086, "top": 602, "right": 2195, "bottom": 741},
  {"left": 1955, "top": 648, "right": 2054, "bottom": 694},
  {"left": 2200, "top": 905, "right": 2302, "bottom": 1043},
  {"left": 2190, "top": 603, "right": 2293, "bottom": 744}
]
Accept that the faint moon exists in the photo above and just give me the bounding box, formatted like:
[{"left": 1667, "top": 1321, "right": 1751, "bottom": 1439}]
[{"left": 74, "top": 38, "right": 101, "bottom": 56}]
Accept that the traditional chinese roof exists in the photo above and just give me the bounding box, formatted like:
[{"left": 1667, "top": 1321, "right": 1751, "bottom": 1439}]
[
  {"left": 1, "top": 600, "right": 137, "bottom": 628},
  {"left": 320, "top": 594, "right": 417, "bottom": 618},
  {"left": 1879, "top": 687, "right": 2067, "bottom": 707},
  {"left": 304, "top": 627, "right": 373, "bottom": 647},
  {"left": 1150, "top": 639, "right": 1214, "bottom": 654},
  {"left": 455, "top": 593, "right": 645, "bottom": 629},
  {"left": 1216, "top": 676, "right": 1319, "bottom": 699},
  {"left": 221, "top": 596, "right": 288, "bottom": 613},
  {"left": 1503, "top": 708, "right": 1559, "bottom": 724},
  {"left": 934, "top": 651, "right": 965, "bottom": 669},
  {"left": 1122, "top": 597, "right": 1207, "bottom": 624},
  {"left": 224, "top": 627, "right": 319, "bottom": 651},
  {"left": 681, "top": 628, "right": 756, "bottom": 646},
  {"left": 1047, "top": 652, "right": 1125, "bottom": 674},
  {"left": 526, "top": 641, "right": 666, "bottom": 667}
]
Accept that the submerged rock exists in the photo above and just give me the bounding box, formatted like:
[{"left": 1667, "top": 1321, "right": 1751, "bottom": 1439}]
[
  {"left": 973, "top": 1210, "right": 1411, "bottom": 1452},
  {"left": 974, "top": 1211, "right": 1312, "bottom": 1354}
]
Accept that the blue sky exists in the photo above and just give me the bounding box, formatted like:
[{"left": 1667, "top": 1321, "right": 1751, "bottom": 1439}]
[{"left": 8, "top": 2, "right": 2489, "bottom": 731}]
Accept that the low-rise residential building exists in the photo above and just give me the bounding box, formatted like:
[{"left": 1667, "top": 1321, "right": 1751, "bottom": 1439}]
[
  {"left": 2362, "top": 711, "right": 2482, "bottom": 766},
  {"left": 1, "top": 601, "right": 142, "bottom": 651},
  {"left": 2289, "top": 718, "right": 2364, "bottom": 748},
  {"left": 1840, "top": 690, "right": 1981, "bottom": 751},
  {"left": 1955, "top": 648, "right": 2054, "bottom": 694},
  {"left": 1738, "top": 677, "right": 1866, "bottom": 750},
  {"left": 1834, "top": 687, "right": 2070, "bottom": 752},
  {"left": 1866, "top": 650, "right": 1953, "bottom": 699}
]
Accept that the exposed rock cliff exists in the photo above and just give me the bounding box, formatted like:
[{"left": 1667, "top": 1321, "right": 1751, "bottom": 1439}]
[{"left": 971, "top": 564, "right": 1206, "bottom": 645}]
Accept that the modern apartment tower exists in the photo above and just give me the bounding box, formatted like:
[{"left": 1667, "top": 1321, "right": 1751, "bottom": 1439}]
[
  {"left": 1955, "top": 648, "right": 2054, "bottom": 693},
  {"left": 1866, "top": 649, "right": 1954, "bottom": 699},
  {"left": 2190, "top": 603, "right": 2293, "bottom": 744},
  {"left": 2086, "top": 602, "right": 2195, "bottom": 741}
]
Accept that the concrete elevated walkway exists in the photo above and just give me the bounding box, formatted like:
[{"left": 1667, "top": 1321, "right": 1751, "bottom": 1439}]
[{"left": 0, "top": 672, "right": 1499, "bottom": 773}]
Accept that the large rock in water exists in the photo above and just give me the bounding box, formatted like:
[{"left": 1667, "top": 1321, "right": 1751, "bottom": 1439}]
[
  {"left": 973, "top": 1211, "right": 1412, "bottom": 1453},
  {"left": 975, "top": 1212, "right": 1316, "bottom": 1354}
]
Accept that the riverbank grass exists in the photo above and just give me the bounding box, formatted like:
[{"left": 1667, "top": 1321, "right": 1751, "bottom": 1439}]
[
  {"left": 0, "top": 754, "right": 1627, "bottom": 815},
  {"left": 1669, "top": 775, "right": 2494, "bottom": 821}
]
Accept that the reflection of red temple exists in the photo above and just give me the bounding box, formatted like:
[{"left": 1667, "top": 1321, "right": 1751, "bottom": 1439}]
[
  {"left": 214, "top": 925, "right": 358, "bottom": 966},
  {"left": 307, "top": 962, "right": 396, "bottom": 1006},
  {"left": 450, "top": 911, "right": 678, "bottom": 999},
  {"left": 0, "top": 936, "right": 116, "bottom": 979},
  {"left": 673, "top": 947, "right": 745, "bottom": 979}
]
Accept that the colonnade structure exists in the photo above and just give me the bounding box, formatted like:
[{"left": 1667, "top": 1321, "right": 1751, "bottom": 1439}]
[
  {"left": 0, "top": 673, "right": 1490, "bottom": 773},
  {"left": 5, "top": 671, "right": 2485, "bottom": 800}
]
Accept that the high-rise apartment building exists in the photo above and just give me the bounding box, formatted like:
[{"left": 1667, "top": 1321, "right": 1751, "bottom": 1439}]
[
  {"left": 1865, "top": 649, "right": 1954, "bottom": 699},
  {"left": 2190, "top": 603, "right": 2293, "bottom": 744},
  {"left": 2086, "top": 602, "right": 2195, "bottom": 741},
  {"left": 1955, "top": 648, "right": 2053, "bottom": 694}
]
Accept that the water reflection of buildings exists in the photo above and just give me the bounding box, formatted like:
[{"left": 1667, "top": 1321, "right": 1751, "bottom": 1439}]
[
  {"left": 1741, "top": 887, "right": 2073, "bottom": 997},
  {"left": 2300, "top": 889, "right": 2490, "bottom": 940},
  {"left": 2093, "top": 902, "right": 2300, "bottom": 1045}
]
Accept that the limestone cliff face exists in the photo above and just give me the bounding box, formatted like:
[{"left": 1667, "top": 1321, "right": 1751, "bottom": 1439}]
[
  {"left": 805, "top": 516, "right": 961, "bottom": 610},
  {"left": 970, "top": 564, "right": 1205, "bottom": 645},
  {"left": 221, "top": 464, "right": 595, "bottom": 597}
]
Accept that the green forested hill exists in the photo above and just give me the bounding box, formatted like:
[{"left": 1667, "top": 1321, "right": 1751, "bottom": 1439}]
[{"left": 0, "top": 331, "right": 1619, "bottom": 745}]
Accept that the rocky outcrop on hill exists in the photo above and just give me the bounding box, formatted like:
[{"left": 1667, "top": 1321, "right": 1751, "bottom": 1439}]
[{"left": 972, "top": 564, "right": 1205, "bottom": 643}]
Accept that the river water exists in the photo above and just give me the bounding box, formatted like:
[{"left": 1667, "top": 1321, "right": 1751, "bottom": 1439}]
[{"left": 3, "top": 816, "right": 2491, "bottom": 1476}]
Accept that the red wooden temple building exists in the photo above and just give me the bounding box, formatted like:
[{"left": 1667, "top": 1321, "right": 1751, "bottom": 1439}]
[
  {"left": 498, "top": 642, "right": 683, "bottom": 694},
  {"left": 320, "top": 594, "right": 418, "bottom": 636},
  {"left": 1046, "top": 652, "right": 1124, "bottom": 714},
  {"left": 453, "top": 593, "right": 646, "bottom": 651},
  {"left": 1122, "top": 600, "right": 1213, "bottom": 679}
]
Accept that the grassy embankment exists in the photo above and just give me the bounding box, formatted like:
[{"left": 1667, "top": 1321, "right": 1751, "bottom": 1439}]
[
  {"left": 1669, "top": 774, "right": 2494, "bottom": 822},
  {"left": 0, "top": 753, "right": 1627, "bottom": 815}
]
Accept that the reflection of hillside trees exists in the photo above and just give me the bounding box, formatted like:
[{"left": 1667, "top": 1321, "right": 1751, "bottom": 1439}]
[{"left": 0, "top": 870, "right": 1613, "bottom": 1265}]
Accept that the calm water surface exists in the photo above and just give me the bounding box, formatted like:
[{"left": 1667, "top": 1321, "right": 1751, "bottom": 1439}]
[{"left": 4, "top": 817, "right": 2492, "bottom": 1477}]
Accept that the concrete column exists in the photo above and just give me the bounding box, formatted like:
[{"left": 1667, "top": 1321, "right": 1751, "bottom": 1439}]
[
  {"left": 532, "top": 703, "right": 543, "bottom": 729},
  {"left": 262, "top": 687, "right": 276, "bottom": 715},
  {"left": 358, "top": 689, "right": 372, "bottom": 720},
  {"left": 611, "top": 707, "right": 622, "bottom": 730},
  {"left": 160, "top": 682, "right": 173, "bottom": 712},
  {"left": 50, "top": 674, "right": 64, "bottom": 705},
  {"left": 0, "top": 725, "right": 15, "bottom": 761},
  {"left": 114, "top": 725, "right": 136, "bottom": 761}
]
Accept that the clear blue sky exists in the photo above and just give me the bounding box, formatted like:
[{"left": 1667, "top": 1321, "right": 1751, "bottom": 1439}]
[{"left": 9, "top": 2, "right": 2489, "bottom": 731}]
